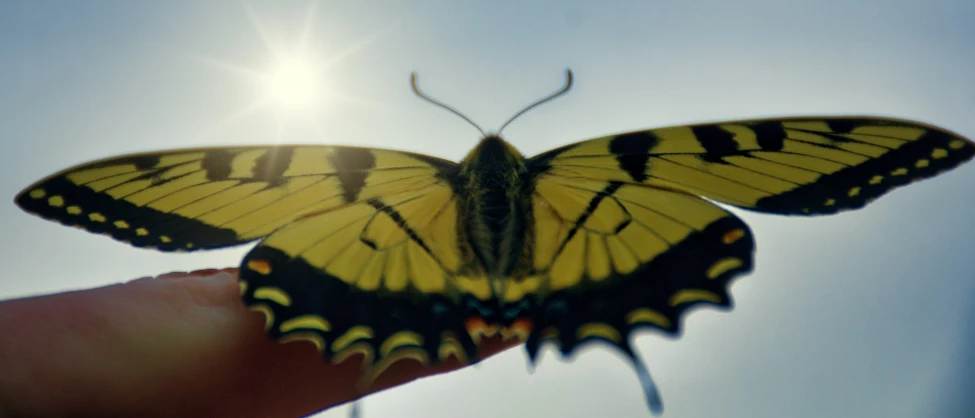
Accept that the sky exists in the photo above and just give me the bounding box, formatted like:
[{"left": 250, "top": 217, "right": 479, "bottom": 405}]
[{"left": 1, "top": 1, "right": 974, "bottom": 417}]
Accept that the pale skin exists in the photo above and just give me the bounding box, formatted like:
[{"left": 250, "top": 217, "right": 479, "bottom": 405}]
[{"left": 0, "top": 268, "right": 520, "bottom": 417}]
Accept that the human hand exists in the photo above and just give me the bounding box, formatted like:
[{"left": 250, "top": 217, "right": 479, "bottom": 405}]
[{"left": 0, "top": 268, "right": 521, "bottom": 417}]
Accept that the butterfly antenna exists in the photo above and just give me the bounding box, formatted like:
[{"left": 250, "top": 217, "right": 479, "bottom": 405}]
[
  {"left": 496, "top": 69, "right": 573, "bottom": 135},
  {"left": 411, "top": 73, "right": 487, "bottom": 137}
]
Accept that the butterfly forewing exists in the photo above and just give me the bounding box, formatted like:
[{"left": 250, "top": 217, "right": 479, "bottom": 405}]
[
  {"left": 15, "top": 145, "right": 455, "bottom": 251},
  {"left": 531, "top": 117, "right": 975, "bottom": 215}
]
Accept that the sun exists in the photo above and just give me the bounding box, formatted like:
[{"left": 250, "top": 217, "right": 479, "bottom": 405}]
[
  {"left": 199, "top": 2, "right": 381, "bottom": 140},
  {"left": 265, "top": 53, "right": 325, "bottom": 112}
]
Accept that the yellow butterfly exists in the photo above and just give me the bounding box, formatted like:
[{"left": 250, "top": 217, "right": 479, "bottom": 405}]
[{"left": 15, "top": 71, "right": 974, "bottom": 415}]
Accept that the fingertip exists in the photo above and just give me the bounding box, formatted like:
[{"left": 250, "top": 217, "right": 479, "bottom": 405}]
[
  {"left": 153, "top": 268, "right": 239, "bottom": 281},
  {"left": 0, "top": 268, "right": 524, "bottom": 417}
]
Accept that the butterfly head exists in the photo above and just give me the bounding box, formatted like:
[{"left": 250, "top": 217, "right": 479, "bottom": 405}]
[{"left": 459, "top": 135, "right": 526, "bottom": 173}]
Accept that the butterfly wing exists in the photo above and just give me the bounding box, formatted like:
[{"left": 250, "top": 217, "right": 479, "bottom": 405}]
[
  {"left": 518, "top": 116, "right": 975, "bottom": 354},
  {"left": 513, "top": 175, "right": 754, "bottom": 359},
  {"left": 531, "top": 117, "right": 975, "bottom": 215},
  {"left": 237, "top": 153, "right": 494, "bottom": 388},
  {"left": 15, "top": 145, "right": 455, "bottom": 251},
  {"left": 517, "top": 117, "right": 973, "bottom": 412},
  {"left": 17, "top": 143, "right": 495, "bottom": 384}
]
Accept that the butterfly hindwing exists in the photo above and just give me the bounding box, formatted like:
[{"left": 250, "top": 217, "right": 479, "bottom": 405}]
[
  {"left": 15, "top": 145, "right": 456, "bottom": 251},
  {"left": 511, "top": 174, "right": 754, "bottom": 362},
  {"left": 532, "top": 117, "right": 975, "bottom": 215}
]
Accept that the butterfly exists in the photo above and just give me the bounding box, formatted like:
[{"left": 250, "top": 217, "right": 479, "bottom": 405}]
[{"left": 15, "top": 71, "right": 974, "bottom": 415}]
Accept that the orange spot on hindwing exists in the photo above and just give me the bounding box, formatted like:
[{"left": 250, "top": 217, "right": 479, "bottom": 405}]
[
  {"left": 247, "top": 259, "right": 272, "bottom": 275},
  {"left": 722, "top": 228, "right": 745, "bottom": 244}
]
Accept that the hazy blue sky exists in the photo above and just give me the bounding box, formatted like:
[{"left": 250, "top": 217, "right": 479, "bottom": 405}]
[{"left": 2, "top": 1, "right": 974, "bottom": 417}]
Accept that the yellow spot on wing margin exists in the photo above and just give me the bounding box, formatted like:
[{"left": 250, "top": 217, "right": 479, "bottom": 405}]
[
  {"left": 280, "top": 315, "right": 332, "bottom": 333},
  {"left": 576, "top": 322, "right": 622, "bottom": 343},
  {"left": 438, "top": 332, "right": 469, "bottom": 363},
  {"left": 253, "top": 287, "right": 291, "bottom": 306},
  {"left": 359, "top": 348, "right": 430, "bottom": 393},
  {"left": 279, "top": 332, "right": 326, "bottom": 352},
  {"left": 29, "top": 189, "right": 45, "bottom": 199},
  {"left": 332, "top": 326, "right": 374, "bottom": 353},
  {"left": 669, "top": 289, "right": 722, "bottom": 306},
  {"left": 626, "top": 308, "right": 671, "bottom": 328},
  {"left": 332, "top": 341, "right": 374, "bottom": 366},
  {"left": 380, "top": 331, "right": 424, "bottom": 357},
  {"left": 66, "top": 206, "right": 81, "bottom": 215},
  {"left": 706, "top": 257, "right": 743, "bottom": 279},
  {"left": 48, "top": 196, "right": 64, "bottom": 207}
]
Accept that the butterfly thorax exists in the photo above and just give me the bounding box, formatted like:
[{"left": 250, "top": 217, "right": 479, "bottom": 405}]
[{"left": 457, "top": 136, "right": 532, "bottom": 297}]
